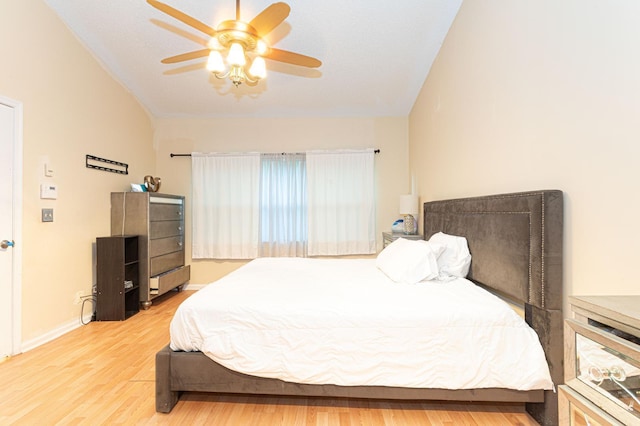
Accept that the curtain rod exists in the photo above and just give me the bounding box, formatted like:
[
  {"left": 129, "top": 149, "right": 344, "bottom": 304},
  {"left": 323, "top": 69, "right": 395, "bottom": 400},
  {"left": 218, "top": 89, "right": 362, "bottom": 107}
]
[{"left": 170, "top": 149, "right": 380, "bottom": 158}]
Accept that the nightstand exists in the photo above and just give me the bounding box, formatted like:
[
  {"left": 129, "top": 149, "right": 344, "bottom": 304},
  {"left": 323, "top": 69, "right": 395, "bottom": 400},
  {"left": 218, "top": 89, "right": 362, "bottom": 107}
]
[
  {"left": 559, "top": 296, "right": 640, "bottom": 425},
  {"left": 382, "top": 231, "right": 423, "bottom": 248}
]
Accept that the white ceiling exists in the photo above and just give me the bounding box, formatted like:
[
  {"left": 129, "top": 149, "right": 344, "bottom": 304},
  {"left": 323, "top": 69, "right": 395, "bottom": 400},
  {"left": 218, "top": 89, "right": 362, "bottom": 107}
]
[{"left": 43, "top": 0, "right": 462, "bottom": 118}]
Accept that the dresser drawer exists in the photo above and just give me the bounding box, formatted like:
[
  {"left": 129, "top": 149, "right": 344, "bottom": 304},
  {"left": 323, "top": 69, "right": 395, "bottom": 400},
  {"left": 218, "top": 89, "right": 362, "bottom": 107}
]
[
  {"left": 150, "top": 202, "right": 183, "bottom": 221},
  {"left": 149, "top": 236, "right": 183, "bottom": 258},
  {"left": 150, "top": 251, "right": 184, "bottom": 276},
  {"left": 559, "top": 385, "right": 623, "bottom": 425},
  {"left": 150, "top": 220, "right": 184, "bottom": 239},
  {"left": 565, "top": 318, "right": 640, "bottom": 424},
  {"left": 150, "top": 265, "right": 190, "bottom": 295}
]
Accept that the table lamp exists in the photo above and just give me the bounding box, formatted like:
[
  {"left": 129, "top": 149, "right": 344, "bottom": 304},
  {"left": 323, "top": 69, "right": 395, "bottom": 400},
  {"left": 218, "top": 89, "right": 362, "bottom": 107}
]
[{"left": 399, "top": 194, "right": 419, "bottom": 235}]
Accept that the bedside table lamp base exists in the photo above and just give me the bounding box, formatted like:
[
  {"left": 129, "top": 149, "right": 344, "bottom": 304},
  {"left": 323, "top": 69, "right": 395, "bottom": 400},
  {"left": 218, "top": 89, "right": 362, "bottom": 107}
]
[
  {"left": 403, "top": 214, "right": 417, "bottom": 235},
  {"left": 399, "top": 194, "right": 419, "bottom": 235}
]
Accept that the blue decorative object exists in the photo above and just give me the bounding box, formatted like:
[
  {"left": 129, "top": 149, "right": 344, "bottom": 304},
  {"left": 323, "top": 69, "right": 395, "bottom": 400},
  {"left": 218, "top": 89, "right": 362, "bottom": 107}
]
[{"left": 391, "top": 219, "right": 404, "bottom": 233}]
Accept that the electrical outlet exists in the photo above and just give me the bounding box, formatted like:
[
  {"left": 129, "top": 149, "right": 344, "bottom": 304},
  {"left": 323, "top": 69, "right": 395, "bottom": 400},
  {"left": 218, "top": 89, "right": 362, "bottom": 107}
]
[
  {"left": 74, "top": 291, "right": 83, "bottom": 305},
  {"left": 42, "top": 208, "right": 53, "bottom": 222}
]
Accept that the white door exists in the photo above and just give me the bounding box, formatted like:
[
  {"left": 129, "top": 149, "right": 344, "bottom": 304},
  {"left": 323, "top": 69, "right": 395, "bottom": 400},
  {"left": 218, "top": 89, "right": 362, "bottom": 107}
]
[{"left": 0, "top": 96, "right": 22, "bottom": 358}]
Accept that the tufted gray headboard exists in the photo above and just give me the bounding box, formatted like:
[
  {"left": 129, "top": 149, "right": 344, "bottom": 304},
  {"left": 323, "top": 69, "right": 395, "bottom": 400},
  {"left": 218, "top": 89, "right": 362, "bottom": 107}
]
[
  {"left": 423, "top": 190, "right": 563, "bottom": 310},
  {"left": 423, "top": 190, "right": 563, "bottom": 424}
]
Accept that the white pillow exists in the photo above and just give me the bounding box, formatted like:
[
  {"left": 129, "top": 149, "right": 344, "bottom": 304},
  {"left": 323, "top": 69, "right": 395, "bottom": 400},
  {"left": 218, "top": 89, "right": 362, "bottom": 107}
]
[
  {"left": 376, "top": 237, "right": 443, "bottom": 284},
  {"left": 428, "top": 232, "right": 472, "bottom": 278}
]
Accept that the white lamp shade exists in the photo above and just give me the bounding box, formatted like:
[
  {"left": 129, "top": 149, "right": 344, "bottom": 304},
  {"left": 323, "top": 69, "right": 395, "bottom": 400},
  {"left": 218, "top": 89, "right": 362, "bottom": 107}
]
[
  {"left": 399, "top": 194, "right": 419, "bottom": 215},
  {"left": 206, "top": 50, "right": 225, "bottom": 73},
  {"left": 227, "top": 42, "right": 246, "bottom": 66},
  {"left": 207, "top": 37, "right": 223, "bottom": 50},
  {"left": 248, "top": 56, "right": 267, "bottom": 79},
  {"left": 256, "top": 39, "right": 268, "bottom": 55}
]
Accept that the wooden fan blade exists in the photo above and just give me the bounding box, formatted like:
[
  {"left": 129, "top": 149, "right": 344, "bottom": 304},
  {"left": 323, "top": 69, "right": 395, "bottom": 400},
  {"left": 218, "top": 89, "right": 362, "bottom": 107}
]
[
  {"left": 147, "top": 0, "right": 216, "bottom": 37},
  {"left": 265, "top": 48, "right": 322, "bottom": 68},
  {"left": 161, "top": 49, "right": 210, "bottom": 64},
  {"left": 250, "top": 2, "right": 291, "bottom": 36}
]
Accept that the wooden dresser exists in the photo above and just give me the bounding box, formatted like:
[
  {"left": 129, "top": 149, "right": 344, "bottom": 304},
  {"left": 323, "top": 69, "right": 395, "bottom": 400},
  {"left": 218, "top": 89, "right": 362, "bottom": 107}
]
[
  {"left": 111, "top": 192, "right": 190, "bottom": 308},
  {"left": 560, "top": 296, "right": 640, "bottom": 425}
]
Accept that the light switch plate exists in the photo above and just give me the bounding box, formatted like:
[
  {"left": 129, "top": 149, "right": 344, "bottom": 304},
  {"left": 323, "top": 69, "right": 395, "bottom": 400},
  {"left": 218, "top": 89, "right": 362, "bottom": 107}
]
[
  {"left": 44, "top": 163, "right": 54, "bottom": 177},
  {"left": 40, "top": 183, "right": 58, "bottom": 199}
]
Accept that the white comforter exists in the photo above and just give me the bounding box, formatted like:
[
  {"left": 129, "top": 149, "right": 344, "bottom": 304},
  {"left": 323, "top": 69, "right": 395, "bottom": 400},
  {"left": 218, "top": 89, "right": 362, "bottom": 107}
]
[{"left": 170, "top": 258, "right": 553, "bottom": 390}]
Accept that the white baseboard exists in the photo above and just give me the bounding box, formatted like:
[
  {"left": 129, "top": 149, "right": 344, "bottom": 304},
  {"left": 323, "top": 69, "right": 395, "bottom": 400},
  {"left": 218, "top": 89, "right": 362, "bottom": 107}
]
[
  {"left": 20, "top": 286, "right": 204, "bottom": 353},
  {"left": 20, "top": 314, "right": 93, "bottom": 353}
]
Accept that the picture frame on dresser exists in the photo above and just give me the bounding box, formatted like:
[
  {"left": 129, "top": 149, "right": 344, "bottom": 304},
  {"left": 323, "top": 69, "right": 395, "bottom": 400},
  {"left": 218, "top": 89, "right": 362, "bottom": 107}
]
[{"left": 110, "top": 192, "right": 190, "bottom": 309}]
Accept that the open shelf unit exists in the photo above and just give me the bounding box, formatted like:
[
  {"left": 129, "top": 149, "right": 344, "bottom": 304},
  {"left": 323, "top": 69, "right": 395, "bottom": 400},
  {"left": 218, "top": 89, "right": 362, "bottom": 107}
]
[{"left": 96, "top": 235, "right": 140, "bottom": 320}]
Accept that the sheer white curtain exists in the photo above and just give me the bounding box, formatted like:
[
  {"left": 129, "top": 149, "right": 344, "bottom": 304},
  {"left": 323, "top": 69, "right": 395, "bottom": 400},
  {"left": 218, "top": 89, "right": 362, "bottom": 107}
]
[
  {"left": 260, "top": 153, "right": 307, "bottom": 257},
  {"left": 306, "top": 149, "right": 376, "bottom": 256},
  {"left": 191, "top": 152, "right": 260, "bottom": 259}
]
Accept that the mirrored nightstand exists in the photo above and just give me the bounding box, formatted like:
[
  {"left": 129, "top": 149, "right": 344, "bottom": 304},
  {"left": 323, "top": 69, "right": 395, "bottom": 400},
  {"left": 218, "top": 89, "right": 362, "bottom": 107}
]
[
  {"left": 382, "top": 231, "right": 423, "bottom": 248},
  {"left": 559, "top": 296, "right": 640, "bottom": 425}
]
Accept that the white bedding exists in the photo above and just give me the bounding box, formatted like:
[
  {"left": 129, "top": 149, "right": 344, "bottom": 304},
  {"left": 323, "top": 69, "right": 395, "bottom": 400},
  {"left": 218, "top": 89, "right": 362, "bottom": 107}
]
[{"left": 170, "top": 257, "right": 553, "bottom": 391}]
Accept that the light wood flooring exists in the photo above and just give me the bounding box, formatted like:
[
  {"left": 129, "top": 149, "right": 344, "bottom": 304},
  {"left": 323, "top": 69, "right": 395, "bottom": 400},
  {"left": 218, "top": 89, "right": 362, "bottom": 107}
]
[{"left": 0, "top": 290, "right": 539, "bottom": 425}]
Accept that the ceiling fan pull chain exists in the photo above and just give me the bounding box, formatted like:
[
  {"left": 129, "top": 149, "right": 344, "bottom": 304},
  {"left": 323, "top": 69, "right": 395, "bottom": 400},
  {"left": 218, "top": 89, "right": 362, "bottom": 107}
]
[{"left": 236, "top": 0, "right": 241, "bottom": 21}]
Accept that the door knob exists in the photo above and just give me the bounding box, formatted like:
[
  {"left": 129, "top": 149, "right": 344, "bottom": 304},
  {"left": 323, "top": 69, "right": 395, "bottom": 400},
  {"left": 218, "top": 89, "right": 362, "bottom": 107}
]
[{"left": 1, "top": 240, "right": 15, "bottom": 249}]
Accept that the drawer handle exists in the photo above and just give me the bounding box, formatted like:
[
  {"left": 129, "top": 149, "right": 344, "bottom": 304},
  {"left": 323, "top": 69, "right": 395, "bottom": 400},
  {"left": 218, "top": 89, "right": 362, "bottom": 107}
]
[
  {"left": 177, "top": 211, "right": 182, "bottom": 216},
  {"left": 588, "top": 365, "right": 640, "bottom": 407},
  {"left": 588, "top": 365, "right": 626, "bottom": 383},
  {"left": 178, "top": 226, "right": 183, "bottom": 232},
  {"left": 178, "top": 241, "right": 183, "bottom": 247}
]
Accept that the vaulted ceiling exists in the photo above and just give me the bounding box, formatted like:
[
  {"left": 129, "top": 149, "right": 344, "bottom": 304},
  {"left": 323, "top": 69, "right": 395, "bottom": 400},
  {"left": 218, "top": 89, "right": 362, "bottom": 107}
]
[{"left": 44, "top": 0, "right": 462, "bottom": 118}]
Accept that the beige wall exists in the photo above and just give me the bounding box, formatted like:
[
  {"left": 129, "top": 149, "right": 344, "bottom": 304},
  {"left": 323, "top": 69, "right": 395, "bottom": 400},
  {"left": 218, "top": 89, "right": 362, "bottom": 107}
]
[
  {"left": 409, "top": 0, "right": 640, "bottom": 306},
  {"left": 153, "top": 116, "right": 409, "bottom": 284},
  {"left": 0, "top": 0, "right": 155, "bottom": 344}
]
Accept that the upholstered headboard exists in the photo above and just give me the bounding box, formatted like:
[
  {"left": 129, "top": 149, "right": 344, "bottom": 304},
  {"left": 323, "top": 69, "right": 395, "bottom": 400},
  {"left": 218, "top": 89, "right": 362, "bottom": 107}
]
[
  {"left": 423, "top": 190, "right": 563, "bottom": 311},
  {"left": 423, "top": 190, "right": 564, "bottom": 423}
]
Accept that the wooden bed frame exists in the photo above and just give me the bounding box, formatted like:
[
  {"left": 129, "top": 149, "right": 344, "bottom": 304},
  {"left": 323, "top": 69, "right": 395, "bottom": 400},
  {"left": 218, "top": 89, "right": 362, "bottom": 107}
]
[{"left": 156, "top": 190, "right": 564, "bottom": 426}]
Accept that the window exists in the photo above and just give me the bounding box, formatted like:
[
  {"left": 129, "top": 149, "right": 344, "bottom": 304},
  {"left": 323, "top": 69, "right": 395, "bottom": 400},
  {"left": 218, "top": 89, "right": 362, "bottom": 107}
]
[
  {"left": 260, "top": 153, "right": 307, "bottom": 257},
  {"left": 191, "top": 149, "right": 376, "bottom": 259}
]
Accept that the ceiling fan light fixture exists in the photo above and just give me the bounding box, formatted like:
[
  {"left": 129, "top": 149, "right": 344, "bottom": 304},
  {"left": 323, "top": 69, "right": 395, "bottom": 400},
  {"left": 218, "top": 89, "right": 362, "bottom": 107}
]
[
  {"left": 147, "top": 0, "right": 321, "bottom": 88},
  {"left": 256, "top": 39, "right": 268, "bottom": 55},
  {"left": 227, "top": 42, "right": 246, "bottom": 66},
  {"left": 207, "top": 37, "right": 223, "bottom": 50},
  {"left": 229, "top": 65, "right": 254, "bottom": 87},
  {"left": 248, "top": 56, "right": 267, "bottom": 79},
  {"left": 206, "top": 50, "right": 225, "bottom": 73}
]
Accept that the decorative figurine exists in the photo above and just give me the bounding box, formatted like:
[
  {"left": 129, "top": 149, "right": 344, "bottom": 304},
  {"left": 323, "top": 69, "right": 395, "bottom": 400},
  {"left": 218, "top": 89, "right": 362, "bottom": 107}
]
[{"left": 144, "top": 175, "right": 161, "bottom": 192}]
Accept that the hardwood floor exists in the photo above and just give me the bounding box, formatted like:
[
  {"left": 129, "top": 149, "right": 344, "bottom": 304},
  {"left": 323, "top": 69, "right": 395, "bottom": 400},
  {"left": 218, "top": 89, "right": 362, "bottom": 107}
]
[{"left": 0, "top": 290, "right": 539, "bottom": 425}]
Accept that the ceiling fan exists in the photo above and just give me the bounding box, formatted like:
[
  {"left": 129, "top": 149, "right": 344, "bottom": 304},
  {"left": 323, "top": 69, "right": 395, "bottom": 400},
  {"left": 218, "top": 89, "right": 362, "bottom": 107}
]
[{"left": 147, "top": 0, "right": 322, "bottom": 87}]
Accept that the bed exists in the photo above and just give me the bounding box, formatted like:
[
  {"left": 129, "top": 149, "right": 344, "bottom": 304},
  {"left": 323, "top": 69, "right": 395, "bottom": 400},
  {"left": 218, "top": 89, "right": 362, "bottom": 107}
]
[{"left": 156, "top": 190, "right": 564, "bottom": 426}]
